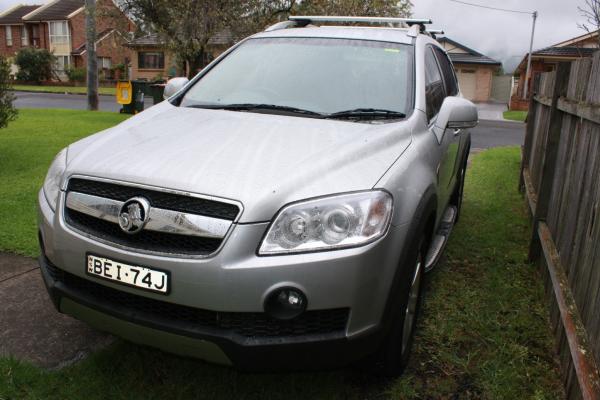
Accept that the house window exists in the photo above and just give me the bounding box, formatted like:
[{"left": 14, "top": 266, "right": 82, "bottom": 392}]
[
  {"left": 49, "top": 21, "right": 69, "bottom": 45},
  {"left": 5, "top": 26, "right": 12, "bottom": 46},
  {"left": 54, "top": 55, "right": 70, "bottom": 72},
  {"left": 138, "top": 52, "right": 164, "bottom": 69},
  {"left": 100, "top": 57, "right": 111, "bottom": 69},
  {"left": 31, "top": 24, "right": 39, "bottom": 46},
  {"left": 21, "top": 26, "right": 28, "bottom": 46}
]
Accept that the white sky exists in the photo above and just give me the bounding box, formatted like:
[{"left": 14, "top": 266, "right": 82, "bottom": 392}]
[
  {"left": 1, "top": 0, "right": 592, "bottom": 73},
  {"left": 413, "top": 0, "right": 591, "bottom": 72}
]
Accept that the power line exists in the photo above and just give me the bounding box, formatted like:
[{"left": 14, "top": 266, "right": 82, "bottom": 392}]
[{"left": 449, "top": 0, "right": 534, "bottom": 15}]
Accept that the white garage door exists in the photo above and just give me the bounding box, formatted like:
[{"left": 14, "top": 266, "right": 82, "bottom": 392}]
[{"left": 457, "top": 69, "right": 477, "bottom": 100}]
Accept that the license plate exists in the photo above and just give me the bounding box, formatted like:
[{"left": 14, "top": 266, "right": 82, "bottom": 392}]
[{"left": 86, "top": 254, "right": 169, "bottom": 294}]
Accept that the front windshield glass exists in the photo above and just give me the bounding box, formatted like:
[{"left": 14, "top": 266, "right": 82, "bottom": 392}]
[{"left": 180, "top": 37, "right": 413, "bottom": 116}]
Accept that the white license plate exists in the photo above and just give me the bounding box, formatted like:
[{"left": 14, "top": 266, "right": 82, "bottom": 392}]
[{"left": 86, "top": 254, "right": 169, "bottom": 294}]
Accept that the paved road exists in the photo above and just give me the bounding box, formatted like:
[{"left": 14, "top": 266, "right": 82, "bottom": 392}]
[
  {"left": 14, "top": 91, "right": 524, "bottom": 149},
  {"left": 470, "top": 119, "right": 524, "bottom": 150},
  {"left": 13, "top": 91, "right": 154, "bottom": 112}
]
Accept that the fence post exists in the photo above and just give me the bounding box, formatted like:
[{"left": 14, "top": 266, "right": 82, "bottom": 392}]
[
  {"left": 528, "top": 63, "right": 571, "bottom": 262},
  {"left": 519, "top": 75, "right": 540, "bottom": 193}
]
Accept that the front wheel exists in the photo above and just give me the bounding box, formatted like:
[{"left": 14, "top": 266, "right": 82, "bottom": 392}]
[
  {"left": 370, "top": 236, "right": 426, "bottom": 376},
  {"left": 451, "top": 156, "right": 468, "bottom": 224}
]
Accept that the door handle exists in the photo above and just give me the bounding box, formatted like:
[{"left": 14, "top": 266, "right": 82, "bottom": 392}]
[{"left": 453, "top": 128, "right": 462, "bottom": 136}]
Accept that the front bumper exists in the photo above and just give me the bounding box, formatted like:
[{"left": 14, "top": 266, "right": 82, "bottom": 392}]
[{"left": 38, "top": 189, "right": 410, "bottom": 369}]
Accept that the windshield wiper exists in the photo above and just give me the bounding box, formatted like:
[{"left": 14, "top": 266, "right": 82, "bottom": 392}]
[
  {"left": 326, "top": 108, "right": 406, "bottom": 120},
  {"left": 188, "top": 103, "right": 325, "bottom": 117}
]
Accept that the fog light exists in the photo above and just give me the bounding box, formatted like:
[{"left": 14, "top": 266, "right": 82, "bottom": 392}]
[{"left": 264, "top": 287, "right": 307, "bottom": 320}]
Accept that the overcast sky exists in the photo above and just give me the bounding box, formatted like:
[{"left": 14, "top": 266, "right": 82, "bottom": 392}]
[
  {"left": 0, "top": 0, "right": 591, "bottom": 73},
  {"left": 413, "top": 0, "right": 591, "bottom": 72}
]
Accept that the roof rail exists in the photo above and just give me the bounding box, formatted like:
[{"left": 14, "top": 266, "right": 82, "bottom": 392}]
[{"left": 265, "top": 15, "right": 433, "bottom": 32}]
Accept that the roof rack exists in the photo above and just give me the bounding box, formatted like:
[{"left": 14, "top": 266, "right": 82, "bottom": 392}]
[
  {"left": 426, "top": 29, "right": 444, "bottom": 39},
  {"left": 265, "top": 15, "right": 433, "bottom": 33}
]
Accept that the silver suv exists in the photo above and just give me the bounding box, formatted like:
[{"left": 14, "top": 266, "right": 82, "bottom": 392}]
[{"left": 38, "top": 16, "right": 477, "bottom": 375}]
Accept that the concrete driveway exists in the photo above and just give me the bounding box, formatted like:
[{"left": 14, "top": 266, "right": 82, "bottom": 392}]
[{"left": 476, "top": 102, "right": 508, "bottom": 121}]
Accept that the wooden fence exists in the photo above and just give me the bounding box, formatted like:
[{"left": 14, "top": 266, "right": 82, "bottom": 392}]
[{"left": 520, "top": 52, "right": 600, "bottom": 399}]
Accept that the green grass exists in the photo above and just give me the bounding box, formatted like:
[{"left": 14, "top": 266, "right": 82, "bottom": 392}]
[
  {"left": 0, "top": 109, "right": 129, "bottom": 256},
  {"left": 0, "top": 111, "right": 563, "bottom": 399},
  {"left": 503, "top": 110, "right": 528, "bottom": 122},
  {"left": 12, "top": 85, "right": 116, "bottom": 96}
]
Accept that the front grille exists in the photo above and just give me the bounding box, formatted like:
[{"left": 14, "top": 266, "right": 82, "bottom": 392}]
[
  {"left": 65, "top": 209, "right": 222, "bottom": 255},
  {"left": 64, "top": 178, "right": 241, "bottom": 256},
  {"left": 47, "top": 262, "right": 349, "bottom": 339},
  {"left": 68, "top": 178, "right": 240, "bottom": 220}
]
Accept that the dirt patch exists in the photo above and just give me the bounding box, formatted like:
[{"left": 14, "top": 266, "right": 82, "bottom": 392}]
[{"left": 0, "top": 252, "right": 113, "bottom": 369}]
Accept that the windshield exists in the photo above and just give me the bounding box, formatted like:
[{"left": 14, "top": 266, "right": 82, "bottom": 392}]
[{"left": 180, "top": 37, "right": 413, "bottom": 117}]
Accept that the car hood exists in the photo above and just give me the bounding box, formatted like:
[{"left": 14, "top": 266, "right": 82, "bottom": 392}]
[{"left": 66, "top": 102, "right": 412, "bottom": 223}]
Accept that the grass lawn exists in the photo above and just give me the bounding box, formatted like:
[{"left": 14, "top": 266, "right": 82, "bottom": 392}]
[
  {"left": 503, "top": 110, "right": 528, "bottom": 122},
  {"left": 0, "top": 110, "right": 563, "bottom": 399},
  {"left": 12, "top": 84, "right": 116, "bottom": 96},
  {"left": 0, "top": 109, "right": 129, "bottom": 256}
]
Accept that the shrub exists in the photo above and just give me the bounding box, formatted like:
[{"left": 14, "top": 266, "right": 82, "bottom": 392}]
[
  {"left": 66, "top": 67, "right": 86, "bottom": 82},
  {"left": 0, "top": 55, "right": 17, "bottom": 128},
  {"left": 15, "top": 48, "right": 54, "bottom": 83}
]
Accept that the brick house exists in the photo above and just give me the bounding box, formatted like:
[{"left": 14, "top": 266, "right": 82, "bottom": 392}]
[
  {"left": 126, "top": 30, "right": 236, "bottom": 80},
  {"left": 0, "top": 0, "right": 134, "bottom": 81},
  {"left": 437, "top": 37, "right": 501, "bottom": 102},
  {"left": 510, "top": 31, "right": 598, "bottom": 110}
]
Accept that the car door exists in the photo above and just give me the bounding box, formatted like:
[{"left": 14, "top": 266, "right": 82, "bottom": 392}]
[
  {"left": 424, "top": 46, "right": 459, "bottom": 210},
  {"left": 433, "top": 46, "right": 464, "bottom": 191}
]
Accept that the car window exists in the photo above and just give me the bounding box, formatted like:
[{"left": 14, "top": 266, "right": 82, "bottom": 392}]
[
  {"left": 424, "top": 46, "right": 445, "bottom": 122},
  {"left": 433, "top": 47, "right": 458, "bottom": 96},
  {"left": 180, "top": 37, "right": 413, "bottom": 116}
]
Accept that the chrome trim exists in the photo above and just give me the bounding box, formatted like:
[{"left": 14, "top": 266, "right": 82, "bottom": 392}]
[
  {"left": 63, "top": 174, "right": 244, "bottom": 223},
  {"left": 66, "top": 191, "right": 232, "bottom": 239}
]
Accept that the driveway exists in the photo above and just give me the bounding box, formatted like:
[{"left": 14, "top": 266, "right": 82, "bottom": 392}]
[
  {"left": 476, "top": 102, "right": 508, "bottom": 121},
  {"left": 13, "top": 91, "right": 154, "bottom": 112}
]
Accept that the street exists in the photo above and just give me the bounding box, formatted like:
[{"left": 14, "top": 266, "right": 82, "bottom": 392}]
[
  {"left": 470, "top": 119, "right": 524, "bottom": 149},
  {"left": 13, "top": 91, "right": 155, "bottom": 112},
  {"left": 13, "top": 91, "right": 524, "bottom": 149}
]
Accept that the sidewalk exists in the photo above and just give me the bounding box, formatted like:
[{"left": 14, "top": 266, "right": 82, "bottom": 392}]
[{"left": 0, "top": 252, "right": 112, "bottom": 368}]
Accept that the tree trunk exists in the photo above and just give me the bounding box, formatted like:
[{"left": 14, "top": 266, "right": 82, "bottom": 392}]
[{"left": 85, "top": 0, "right": 98, "bottom": 111}]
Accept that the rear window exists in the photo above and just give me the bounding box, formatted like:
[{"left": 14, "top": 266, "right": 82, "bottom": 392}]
[{"left": 181, "top": 37, "right": 414, "bottom": 116}]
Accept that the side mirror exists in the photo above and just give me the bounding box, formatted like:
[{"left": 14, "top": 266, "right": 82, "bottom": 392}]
[
  {"left": 432, "top": 97, "right": 478, "bottom": 142},
  {"left": 163, "top": 77, "right": 189, "bottom": 100}
]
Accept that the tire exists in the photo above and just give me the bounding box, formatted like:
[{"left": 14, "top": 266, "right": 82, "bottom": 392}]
[
  {"left": 370, "top": 234, "right": 427, "bottom": 377},
  {"left": 451, "top": 150, "right": 469, "bottom": 224}
]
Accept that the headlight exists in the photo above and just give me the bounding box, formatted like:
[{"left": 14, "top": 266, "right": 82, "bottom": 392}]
[
  {"left": 258, "top": 190, "right": 393, "bottom": 255},
  {"left": 42, "top": 148, "right": 67, "bottom": 211}
]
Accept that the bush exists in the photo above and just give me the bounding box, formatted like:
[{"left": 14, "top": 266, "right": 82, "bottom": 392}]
[
  {"left": 15, "top": 48, "right": 54, "bottom": 83},
  {"left": 0, "top": 56, "right": 17, "bottom": 128},
  {"left": 66, "top": 67, "right": 86, "bottom": 82}
]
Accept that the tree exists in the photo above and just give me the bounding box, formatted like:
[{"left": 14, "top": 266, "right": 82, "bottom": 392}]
[
  {"left": 14, "top": 48, "right": 54, "bottom": 83},
  {"left": 85, "top": 0, "right": 99, "bottom": 111},
  {"left": 578, "top": 0, "right": 600, "bottom": 47},
  {"left": 297, "top": 0, "right": 411, "bottom": 18},
  {"left": 0, "top": 56, "right": 17, "bottom": 128},
  {"left": 121, "top": 0, "right": 412, "bottom": 78}
]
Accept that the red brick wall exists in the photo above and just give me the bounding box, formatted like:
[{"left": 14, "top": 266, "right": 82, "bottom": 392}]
[
  {"left": 69, "top": 0, "right": 133, "bottom": 76},
  {"left": 0, "top": 25, "right": 26, "bottom": 58},
  {"left": 70, "top": 0, "right": 133, "bottom": 55}
]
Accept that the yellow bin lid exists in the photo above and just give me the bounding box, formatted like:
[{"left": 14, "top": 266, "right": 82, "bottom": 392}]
[{"left": 116, "top": 81, "right": 133, "bottom": 105}]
